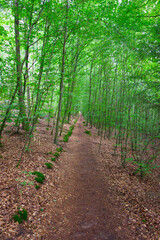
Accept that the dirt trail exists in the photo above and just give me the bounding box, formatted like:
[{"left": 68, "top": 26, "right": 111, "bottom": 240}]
[{"left": 43, "top": 117, "right": 130, "bottom": 240}]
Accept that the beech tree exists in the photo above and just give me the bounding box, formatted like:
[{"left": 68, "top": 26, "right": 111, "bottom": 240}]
[{"left": 0, "top": 0, "right": 159, "bottom": 175}]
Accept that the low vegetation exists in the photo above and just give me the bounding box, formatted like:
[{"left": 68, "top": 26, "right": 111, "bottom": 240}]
[
  {"left": 45, "top": 162, "right": 53, "bottom": 169},
  {"left": 12, "top": 208, "right": 28, "bottom": 224}
]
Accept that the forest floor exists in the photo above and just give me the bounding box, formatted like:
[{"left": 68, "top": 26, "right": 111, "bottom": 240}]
[{"left": 0, "top": 116, "right": 160, "bottom": 240}]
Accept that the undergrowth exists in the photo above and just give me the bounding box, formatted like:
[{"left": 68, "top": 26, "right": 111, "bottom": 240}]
[
  {"left": 12, "top": 208, "right": 28, "bottom": 224},
  {"left": 54, "top": 152, "right": 60, "bottom": 158},
  {"left": 84, "top": 129, "right": 91, "bottom": 136},
  {"left": 45, "top": 162, "right": 53, "bottom": 169}
]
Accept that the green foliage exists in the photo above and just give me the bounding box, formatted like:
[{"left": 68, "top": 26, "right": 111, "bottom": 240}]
[
  {"left": 54, "top": 152, "right": 60, "bottom": 158},
  {"left": 63, "top": 124, "right": 75, "bottom": 142},
  {"left": 142, "top": 218, "right": 147, "bottom": 223},
  {"left": 45, "top": 162, "right": 53, "bottom": 169},
  {"left": 16, "top": 172, "right": 34, "bottom": 186},
  {"left": 32, "top": 172, "right": 45, "bottom": 181},
  {"left": 69, "top": 125, "right": 75, "bottom": 131},
  {"left": 33, "top": 171, "right": 45, "bottom": 184},
  {"left": 47, "top": 151, "right": 53, "bottom": 155},
  {"left": 63, "top": 134, "right": 69, "bottom": 142},
  {"left": 84, "top": 130, "right": 91, "bottom": 136},
  {"left": 20, "top": 180, "right": 27, "bottom": 186},
  {"left": 12, "top": 208, "right": 28, "bottom": 224},
  {"left": 35, "top": 177, "right": 44, "bottom": 184},
  {"left": 35, "top": 185, "right": 40, "bottom": 190},
  {"left": 126, "top": 158, "right": 160, "bottom": 178},
  {"left": 0, "top": 0, "right": 159, "bottom": 178},
  {"left": 67, "top": 130, "right": 72, "bottom": 136},
  {"left": 25, "top": 146, "right": 32, "bottom": 152},
  {"left": 56, "top": 147, "right": 63, "bottom": 152},
  {"left": 51, "top": 157, "right": 56, "bottom": 162}
]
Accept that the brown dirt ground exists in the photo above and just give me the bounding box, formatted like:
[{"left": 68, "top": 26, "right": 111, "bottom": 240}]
[{"left": 0, "top": 116, "right": 160, "bottom": 240}]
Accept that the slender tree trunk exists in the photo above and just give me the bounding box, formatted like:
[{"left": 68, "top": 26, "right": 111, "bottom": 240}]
[
  {"left": 14, "top": 0, "right": 27, "bottom": 130},
  {"left": 0, "top": 85, "right": 18, "bottom": 146},
  {"left": 87, "top": 60, "right": 93, "bottom": 126},
  {"left": 54, "top": 0, "right": 69, "bottom": 144}
]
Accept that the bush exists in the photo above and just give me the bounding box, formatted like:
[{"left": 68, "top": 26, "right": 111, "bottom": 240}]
[{"left": 51, "top": 157, "right": 56, "bottom": 162}]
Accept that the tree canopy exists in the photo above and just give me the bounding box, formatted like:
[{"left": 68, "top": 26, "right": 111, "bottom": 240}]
[{"left": 0, "top": 0, "right": 160, "bottom": 175}]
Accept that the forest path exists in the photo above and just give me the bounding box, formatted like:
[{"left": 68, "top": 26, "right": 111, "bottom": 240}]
[{"left": 43, "top": 116, "right": 130, "bottom": 240}]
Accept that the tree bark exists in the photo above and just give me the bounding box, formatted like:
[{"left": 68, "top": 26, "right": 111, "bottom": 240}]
[
  {"left": 14, "top": 0, "right": 27, "bottom": 130},
  {"left": 54, "top": 0, "right": 69, "bottom": 144}
]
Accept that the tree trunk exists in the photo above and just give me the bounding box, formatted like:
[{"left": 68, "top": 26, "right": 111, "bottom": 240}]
[
  {"left": 14, "top": 0, "right": 27, "bottom": 130},
  {"left": 54, "top": 0, "right": 69, "bottom": 144}
]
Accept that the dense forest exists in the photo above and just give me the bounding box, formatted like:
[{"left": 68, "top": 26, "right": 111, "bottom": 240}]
[
  {"left": 0, "top": 0, "right": 159, "bottom": 175},
  {"left": 0, "top": 0, "right": 160, "bottom": 239}
]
